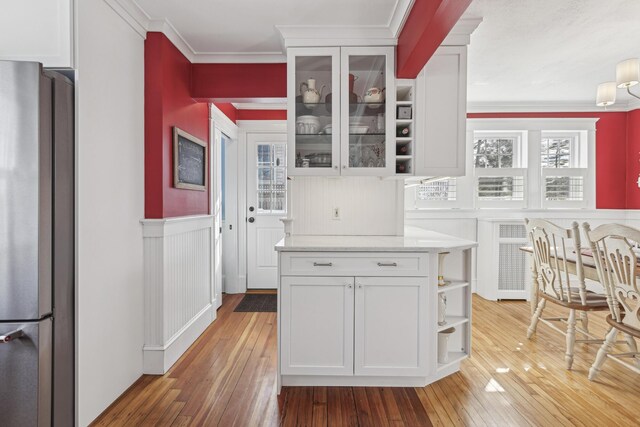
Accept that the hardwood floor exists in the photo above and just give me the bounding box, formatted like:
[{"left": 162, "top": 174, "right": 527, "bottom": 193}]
[{"left": 91, "top": 294, "right": 640, "bottom": 426}]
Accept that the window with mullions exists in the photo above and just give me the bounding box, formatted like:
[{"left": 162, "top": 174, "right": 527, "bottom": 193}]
[
  {"left": 540, "top": 133, "right": 586, "bottom": 207},
  {"left": 474, "top": 137, "right": 516, "bottom": 168},
  {"left": 257, "top": 143, "right": 287, "bottom": 213},
  {"left": 473, "top": 133, "right": 526, "bottom": 206},
  {"left": 417, "top": 178, "right": 457, "bottom": 202}
]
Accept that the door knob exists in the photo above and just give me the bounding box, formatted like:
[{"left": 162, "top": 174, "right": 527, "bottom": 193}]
[
  {"left": 249, "top": 206, "right": 255, "bottom": 212},
  {"left": 248, "top": 217, "right": 255, "bottom": 223}
]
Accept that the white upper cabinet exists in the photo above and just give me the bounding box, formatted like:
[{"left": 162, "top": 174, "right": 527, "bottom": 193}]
[
  {"left": 0, "top": 0, "right": 74, "bottom": 68},
  {"left": 288, "top": 47, "right": 396, "bottom": 176},
  {"left": 287, "top": 48, "right": 341, "bottom": 176},
  {"left": 414, "top": 46, "right": 467, "bottom": 177}
]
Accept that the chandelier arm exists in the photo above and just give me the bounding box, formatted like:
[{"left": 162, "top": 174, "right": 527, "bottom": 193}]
[{"left": 627, "top": 87, "right": 640, "bottom": 101}]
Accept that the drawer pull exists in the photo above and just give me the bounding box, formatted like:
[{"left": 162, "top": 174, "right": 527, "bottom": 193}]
[
  {"left": 313, "top": 262, "right": 333, "bottom": 267},
  {"left": 377, "top": 262, "right": 398, "bottom": 267}
]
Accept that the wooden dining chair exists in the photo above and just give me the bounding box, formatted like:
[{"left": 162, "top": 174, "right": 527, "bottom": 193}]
[
  {"left": 525, "top": 219, "right": 609, "bottom": 369},
  {"left": 582, "top": 223, "right": 640, "bottom": 380}
]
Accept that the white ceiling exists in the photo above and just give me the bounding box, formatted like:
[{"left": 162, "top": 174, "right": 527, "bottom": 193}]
[
  {"left": 466, "top": 0, "right": 640, "bottom": 109},
  {"left": 133, "top": 0, "right": 410, "bottom": 61}
]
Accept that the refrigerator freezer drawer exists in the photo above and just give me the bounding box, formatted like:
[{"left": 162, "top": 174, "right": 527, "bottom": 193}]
[{"left": 0, "top": 318, "right": 52, "bottom": 427}]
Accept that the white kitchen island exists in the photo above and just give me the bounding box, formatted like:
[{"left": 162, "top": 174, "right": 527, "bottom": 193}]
[{"left": 275, "top": 227, "right": 477, "bottom": 390}]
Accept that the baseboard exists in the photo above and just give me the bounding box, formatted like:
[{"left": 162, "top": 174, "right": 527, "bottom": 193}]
[{"left": 142, "top": 303, "right": 216, "bottom": 374}]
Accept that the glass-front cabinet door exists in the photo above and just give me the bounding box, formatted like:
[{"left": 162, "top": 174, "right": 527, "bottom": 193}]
[
  {"left": 287, "top": 47, "right": 341, "bottom": 176},
  {"left": 340, "top": 47, "right": 395, "bottom": 176}
]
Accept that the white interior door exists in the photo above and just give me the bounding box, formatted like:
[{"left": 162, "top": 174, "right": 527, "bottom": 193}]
[
  {"left": 212, "top": 128, "right": 223, "bottom": 308},
  {"left": 221, "top": 132, "right": 238, "bottom": 294},
  {"left": 247, "top": 133, "right": 287, "bottom": 289}
]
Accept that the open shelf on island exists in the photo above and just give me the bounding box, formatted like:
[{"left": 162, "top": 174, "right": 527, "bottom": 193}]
[
  {"left": 437, "top": 352, "right": 469, "bottom": 371},
  {"left": 437, "top": 281, "right": 470, "bottom": 293},
  {"left": 437, "top": 316, "right": 469, "bottom": 332}
]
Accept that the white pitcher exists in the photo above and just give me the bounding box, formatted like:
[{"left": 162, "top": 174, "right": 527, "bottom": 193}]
[{"left": 300, "top": 78, "right": 325, "bottom": 105}]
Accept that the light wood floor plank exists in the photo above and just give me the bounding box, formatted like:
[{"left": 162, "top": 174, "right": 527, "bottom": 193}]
[{"left": 91, "top": 294, "right": 640, "bottom": 427}]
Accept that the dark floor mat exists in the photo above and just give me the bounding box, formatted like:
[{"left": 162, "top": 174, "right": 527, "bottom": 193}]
[{"left": 234, "top": 294, "right": 277, "bottom": 312}]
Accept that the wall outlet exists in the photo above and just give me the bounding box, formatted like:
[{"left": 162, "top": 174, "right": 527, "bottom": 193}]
[{"left": 332, "top": 207, "right": 340, "bottom": 220}]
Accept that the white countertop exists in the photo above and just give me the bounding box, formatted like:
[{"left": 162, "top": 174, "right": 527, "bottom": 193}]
[{"left": 275, "top": 226, "right": 477, "bottom": 252}]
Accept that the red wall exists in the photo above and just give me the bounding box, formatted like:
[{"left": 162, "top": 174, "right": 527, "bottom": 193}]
[
  {"left": 626, "top": 109, "right": 640, "bottom": 209},
  {"left": 192, "top": 63, "right": 287, "bottom": 102},
  {"left": 145, "top": 32, "right": 210, "bottom": 218},
  {"left": 213, "top": 102, "right": 238, "bottom": 123},
  {"left": 236, "top": 109, "right": 287, "bottom": 121},
  {"left": 468, "top": 112, "right": 629, "bottom": 209}
]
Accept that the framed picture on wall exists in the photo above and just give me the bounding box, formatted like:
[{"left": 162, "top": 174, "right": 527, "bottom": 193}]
[{"left": 173, "top": 127, "right": 207, "bottom": 191}]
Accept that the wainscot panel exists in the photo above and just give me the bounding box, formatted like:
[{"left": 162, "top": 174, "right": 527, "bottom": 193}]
[{"left": 140, "top": 215, "right": 216, "bottom": 374}]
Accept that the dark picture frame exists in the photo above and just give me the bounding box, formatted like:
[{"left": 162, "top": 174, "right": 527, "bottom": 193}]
[{"left": 173, "top": 127, "right": 208, "bottom": 191}]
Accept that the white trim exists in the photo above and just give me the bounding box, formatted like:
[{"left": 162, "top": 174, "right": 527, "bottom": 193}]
[
  {"left": 210, "top": 104, "right": 239, "bottom": 139},
  {"left": 106, "top": 0, "right": 417, "bottom": 62},
  {"left": 237, "top": 120, "right": 287, "bottom": 132},
  {"left": 442, "top": 18, "right": 483, "bottom": 46},
  {"left": 147, "top": 18, "right": 196, "bottom": 62},
  {"left": 232, "top": 102, "right": 287, "bottom": 110},
  {"left": 140, "top": 214, "right": 213, "bottom": 237},
  {"left": 104, "top": 0, "right": 149, "bottom": 38},
  {"left": 389, "top": 0, "right": 415, "bottom": 37},
  {"left": 143, "top": 304, "right": 215, "bottom": 374},
  {"left": 468, "top": 101, "right": 632, "bottom": 113},
  {"left": 468, "top": 117, "right": 599, "bottom": 131},
  {"left": 192, "top": 53, "right": 286, "bottom": 63},
  {"left": 276, "top": 25, "right": 397, "bottom": 48}
]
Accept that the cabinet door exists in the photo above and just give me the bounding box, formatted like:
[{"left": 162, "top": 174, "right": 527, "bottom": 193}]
[
  {"left": 354, "top": 276, "right": 427, "bottom": 376},
  {"left": 0, "top": 0, "right": 73, "bottom": 68},
  {"left": 414, "top": 46, "right": 467, "bottom": 177},
  {"left": 287, "top": 48, "right": 341, "bottom": 176},
  {"left": 340, "top": 46, "right": 395, "bottom": 176},
  {"left": 280, "top": 276, "right": 354, "bottom": 375}
]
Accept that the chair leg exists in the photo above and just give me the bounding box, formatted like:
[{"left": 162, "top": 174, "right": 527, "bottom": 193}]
[
  {"left": 565, "top": 309, "right": 577, "bottom": 369},
  {"left": 589, "top": 327, "right": 618, "bottom": 381},
  {"left": 624, "top": 334, "right": 640, "bottom": 368},
  {"left": 579, "top": 311, "right": 589, "bottom": 333},
  {"left": 527, "top": 299, "right": 546, "bottom": 339}
]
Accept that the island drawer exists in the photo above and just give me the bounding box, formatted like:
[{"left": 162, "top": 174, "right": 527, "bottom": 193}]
[{"left": 279, "top": 252, "right": 428, "bottom": 277}]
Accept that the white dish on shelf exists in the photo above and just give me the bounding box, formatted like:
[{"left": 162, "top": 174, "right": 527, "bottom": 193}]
[
  {"left": 296, "top": 115, "right": 321, "bottom": 134},
  {"left": 349, "top": 125, "right": 369, "bottom": 134}
]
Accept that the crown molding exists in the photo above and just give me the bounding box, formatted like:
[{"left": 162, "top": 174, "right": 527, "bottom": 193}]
[
  {"left": 388, "top": 0, "right": 415, "bottom": 37},
  {"left": 628, "top": 97, "right": 640, "bottom": 111},
  {"left": 104, "top": 0, "right": 150, "bottom": 38},
  {"left": 147, "top": 18, "right": 196, "bottom": 62},
  {"left": 276, "top": 25, "right": 397, "bottom": 49},
  {"left": 192, "top": 53, "right": 286, "bottom": 63},
  {"left": 232, "top": 102, "right": 287, "bottom": 110},
  {"left": 442, "top": 17, "right": 483, "bottom": 46},
  {"left": 107, "top": 0, "right": 414, "bottom": 61},
  {"left": 467, "top": 100, "right": 632, "bottom": 113}
]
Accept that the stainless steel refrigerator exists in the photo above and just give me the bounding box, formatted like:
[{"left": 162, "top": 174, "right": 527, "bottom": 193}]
[{"left": 0, "top": 61, "right": 74, "bottom": 427}]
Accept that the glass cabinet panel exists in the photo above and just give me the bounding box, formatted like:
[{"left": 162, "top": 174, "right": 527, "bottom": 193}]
[
  {"left": 341, "top": 47, "right": 394, "bottom": 175},
  {"left": 288, "top": 48, "right": 340, "bottom": 175}
]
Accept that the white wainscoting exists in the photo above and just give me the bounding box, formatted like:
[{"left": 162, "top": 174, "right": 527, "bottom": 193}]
[
  {"left": 141, "top": 215, "right": 216, "bottom": 374},
  {"left": 406, "top": 209, "right": 634, "bottom": 299},
  {"left": 289, "top": 177, "right": 404, "bottom": 236}
]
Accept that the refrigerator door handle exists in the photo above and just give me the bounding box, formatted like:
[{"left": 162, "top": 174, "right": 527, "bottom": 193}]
[{"left": 0, "top": 329, "right": 24, "bottom": 343}]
